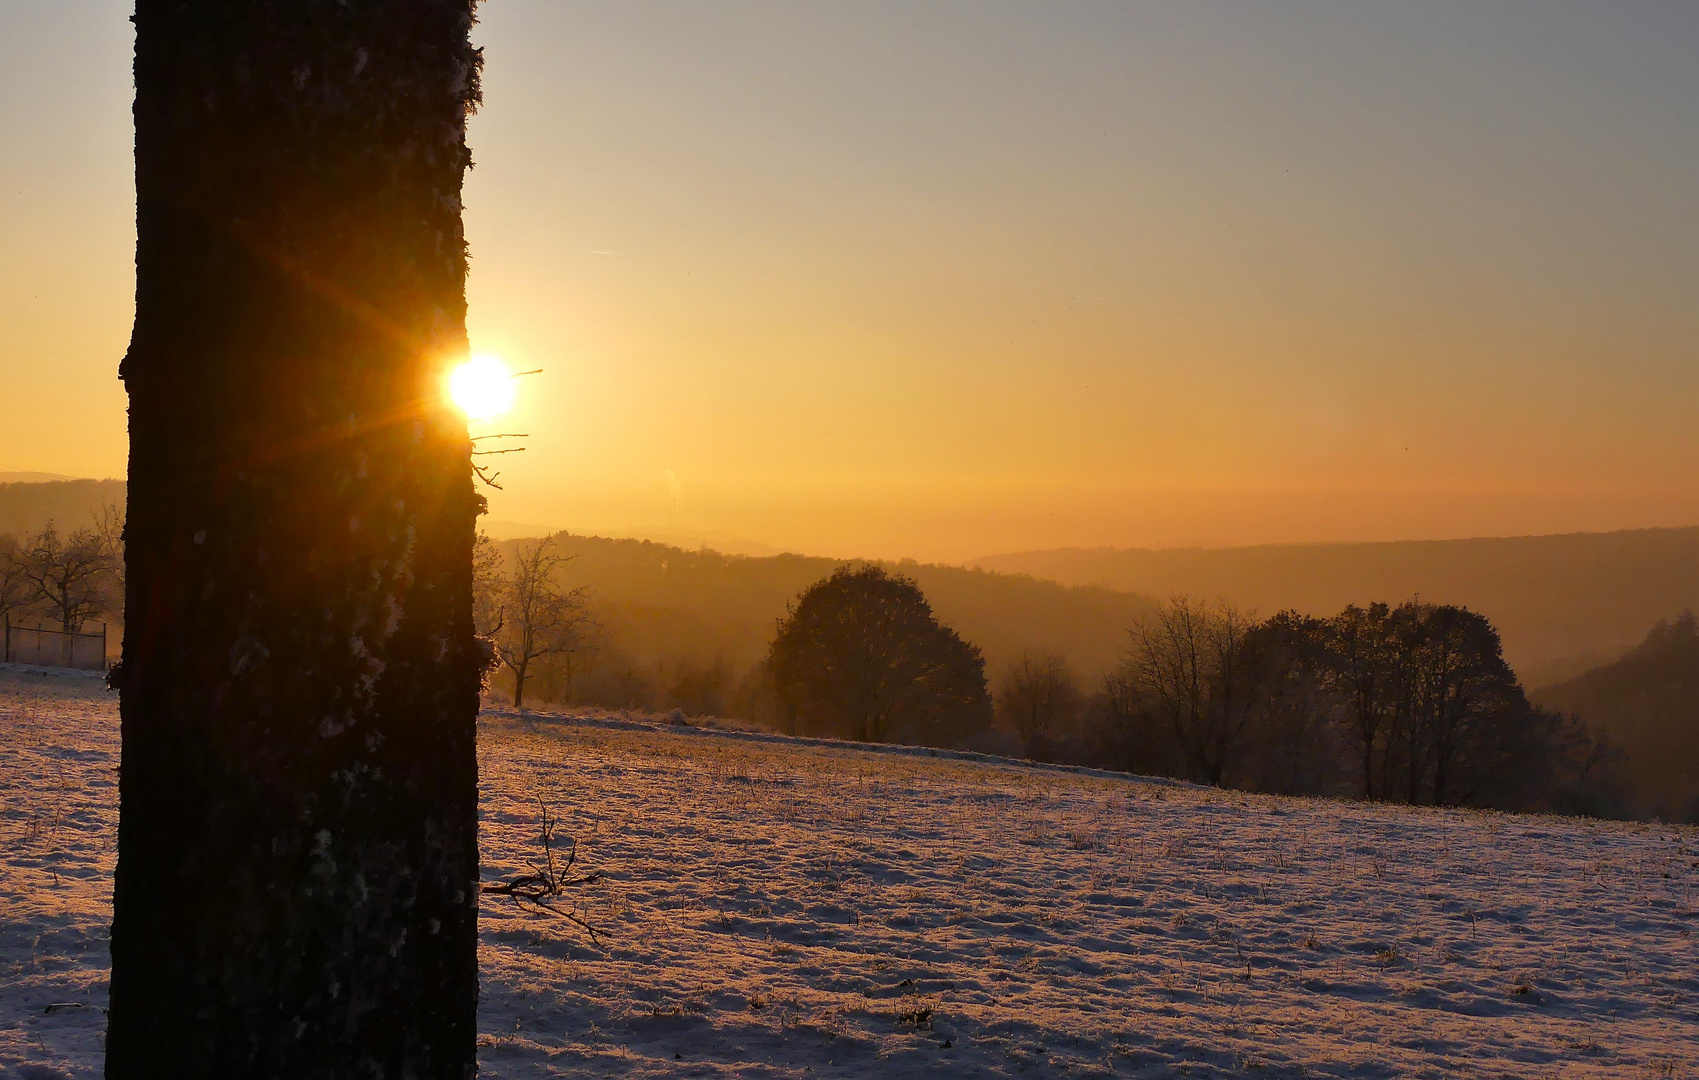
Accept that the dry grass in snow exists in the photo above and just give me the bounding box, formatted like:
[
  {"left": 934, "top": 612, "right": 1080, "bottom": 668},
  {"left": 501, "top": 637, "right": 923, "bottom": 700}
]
[{"left": 2, "top": 664, "right": 1697, "bottom": 1078}]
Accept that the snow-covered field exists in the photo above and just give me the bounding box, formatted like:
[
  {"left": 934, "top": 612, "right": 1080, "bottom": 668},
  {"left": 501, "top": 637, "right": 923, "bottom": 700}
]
[{"left": 3, "top": 664, "right": 1696, "bottom": 1079}]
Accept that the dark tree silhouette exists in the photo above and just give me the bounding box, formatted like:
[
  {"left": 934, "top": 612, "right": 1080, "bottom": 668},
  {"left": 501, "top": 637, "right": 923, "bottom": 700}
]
[
  {"left": 111, "top": 4, "right": 485, "bottom": 1077},
  {"left": 997, "top": 650, "right": 1082, "bottom": 760},
  {"left": 1319, "top": 601, "right": 1531, "bottom": 807},
  {"left": 1238, "top": 611, "right": 1347, "bottom": 796},
  {"left": 769, "top": 565, "right": 992, "bottom": 745},
  {"left": 19, "top": 521, "right": 114, "bottom": 634},
  {"left": 0, "top": 532, "right": 30, "bottom": 630},
  {"left": 1328, "top": 602, "right": 1394, "bottom": 800},
  {"left": 1085, "top": 596, "right": 1622, "bottom": 813},
  {"left": 1119, "top": 596, "right": 1254, "bottom": 786}
]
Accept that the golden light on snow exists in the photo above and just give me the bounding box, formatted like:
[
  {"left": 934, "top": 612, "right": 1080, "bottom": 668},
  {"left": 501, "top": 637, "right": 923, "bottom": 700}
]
[{"left": 447, "top": 354, "right": 516, "bottom": 421}]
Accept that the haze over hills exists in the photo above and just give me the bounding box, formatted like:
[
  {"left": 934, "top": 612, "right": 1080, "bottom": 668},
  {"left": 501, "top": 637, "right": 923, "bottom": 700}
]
[
  {"left": 1532, "top": 611, "right": 1698, "bottom": 821},
  {"left": 3, "top": 481, "right": 1149, "bottom": 678},
  {"left": 5, "top": 478, "right": 1694, "bottom": 688},
  {"left": 974, "top": 529, "right": 1699, "bottom": 684},
  {"left": 482, "top": 518, "right": 781, "bottom": 557},
  {"left": 0, "top": 478, "right": 124, "bottom": 537},
  {"left": 499, "top": 532, "right": 1156, "bottom": 680}
]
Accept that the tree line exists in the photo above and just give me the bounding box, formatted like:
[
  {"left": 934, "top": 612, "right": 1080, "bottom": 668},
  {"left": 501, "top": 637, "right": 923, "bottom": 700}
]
[
  {"left": 751, "top": 569, "right": 1620, "bottom": 815},
  {"left": 467, "top": 539, "right": 1627, "bottom": 816},
  {"left": 1083, "top": 597, "right": 1620, "bottom": 814},
  {"left": 3, "top": 518, "right": 1632, "bottom": 819}
]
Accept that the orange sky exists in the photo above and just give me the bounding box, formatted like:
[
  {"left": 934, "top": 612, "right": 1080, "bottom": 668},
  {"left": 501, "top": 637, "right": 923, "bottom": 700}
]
[{"left": 2, "top": 3, "right": 1695, "bottom": 562}]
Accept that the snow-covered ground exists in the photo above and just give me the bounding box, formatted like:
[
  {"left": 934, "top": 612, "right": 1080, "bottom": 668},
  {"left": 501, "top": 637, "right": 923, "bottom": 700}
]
[{"left": 3, "top": 664, "right": 1696, "bottom": 1079}]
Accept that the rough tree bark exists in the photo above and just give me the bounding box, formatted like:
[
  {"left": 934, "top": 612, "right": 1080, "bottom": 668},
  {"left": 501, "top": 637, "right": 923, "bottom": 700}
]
[{"left": 110, "top": 3, "right": 485, "bottom": 1077}]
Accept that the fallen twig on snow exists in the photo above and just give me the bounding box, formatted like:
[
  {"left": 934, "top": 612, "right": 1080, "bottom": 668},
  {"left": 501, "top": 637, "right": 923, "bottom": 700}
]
[{"left": 481, "top": 798, "right": 605, "bottom": 941}]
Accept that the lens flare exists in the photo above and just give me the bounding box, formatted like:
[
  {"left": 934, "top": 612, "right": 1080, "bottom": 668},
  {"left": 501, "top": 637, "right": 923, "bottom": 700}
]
[{"left": 447, "top": 354, "right": 516, "bottom": 421}]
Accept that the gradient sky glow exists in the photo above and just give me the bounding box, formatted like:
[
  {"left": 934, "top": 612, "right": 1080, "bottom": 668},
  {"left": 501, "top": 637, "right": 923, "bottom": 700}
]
[{"left": 1, "top": 1, "right": 1695, "bottom": 561}]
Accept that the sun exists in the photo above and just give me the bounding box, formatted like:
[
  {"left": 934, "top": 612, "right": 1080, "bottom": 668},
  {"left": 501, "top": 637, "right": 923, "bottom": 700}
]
[{"left": 446, "top": 353, "right": 516, "bottom": 421}]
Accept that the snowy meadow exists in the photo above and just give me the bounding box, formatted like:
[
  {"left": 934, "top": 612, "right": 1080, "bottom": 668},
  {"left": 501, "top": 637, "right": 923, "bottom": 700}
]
[{"left": 2, "top": 664, "right": 1696, "bottom": 1079}]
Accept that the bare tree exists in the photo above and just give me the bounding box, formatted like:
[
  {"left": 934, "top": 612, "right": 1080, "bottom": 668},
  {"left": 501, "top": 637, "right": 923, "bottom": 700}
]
[
  {"left": 1327, "top": 602, "right": 1394, "bottom": 799},
  {"left": 20, "top": 522, "right": 114, "bottom": 634},
  {"left": 489, "top": 536, "right": 593, "bottom": 708},
  {"left": 472, "top": 532, "right": 607, "bottom": 710},
  {"left": 94, "top": 500, "right": 126, "bottom": 606},
  {"left": 1122, "top": 596, "right": 1254, "bottom": 786},
  {"left": 1208, "top": 602, "right": 1255, "bottom": 775},
  {"left": 472, "top": 529, "right": 506, "bottom": 638},
  {"left": 541, "top": 618, "right": 607, "bottom": 704},
  {"left": 0, "top": 533, "right": 27, "bottom": 610},
  {"left": 0, "top": 534, "right": 35, "bottom": 655},
  {"left": 1094, "top": 664, "right": 1184, "bottom": 777},
  {"left": 1237, "top": 611, "right": 1348, "bottom": 796},
  {"left": 997, "top": 650, "right": 1082, "bottom": 760}
]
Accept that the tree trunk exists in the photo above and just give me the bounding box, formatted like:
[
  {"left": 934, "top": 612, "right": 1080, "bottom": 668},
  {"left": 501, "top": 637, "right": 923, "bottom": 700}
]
[
  {"left": 512, "top": 658, "right": 528, "bottom": 709},
  {"left": 110, "top": 3, "right": 485, "bottom": 1077},
  {"left": 1360, "top": 722, "right": 1375, "bottom": 801}
]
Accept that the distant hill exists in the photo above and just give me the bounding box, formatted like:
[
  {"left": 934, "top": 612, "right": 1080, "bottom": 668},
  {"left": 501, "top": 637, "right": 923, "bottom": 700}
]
[
  {"left": 0, "top": 479, "right": 126, "bottom": 537},
  {"left": 497, "top": 532, "right": 1158, "bottom": 679},
  {"left": 974, "top": 528, "right": 1699, "bottom": 681},
  {"left": 1533, "top": 612, "right": 1699, "bottom": 822},
  {"left": 488, "top": 523, "right": 782, "bottom": 558}
]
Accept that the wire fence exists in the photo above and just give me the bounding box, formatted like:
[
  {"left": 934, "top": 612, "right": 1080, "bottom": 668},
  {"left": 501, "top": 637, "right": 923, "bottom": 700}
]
[{"left": 3, "top": 621, "right": 109, "bottom": 671}]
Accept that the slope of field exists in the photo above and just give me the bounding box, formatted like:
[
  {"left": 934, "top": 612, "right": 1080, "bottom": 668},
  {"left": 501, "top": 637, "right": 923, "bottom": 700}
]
[
  {"left": 975, "top": 528, "right": 1699, "bottom": 683},
  {"left": 3, "top": 665, "right": 1697, "bottom": 1079}
]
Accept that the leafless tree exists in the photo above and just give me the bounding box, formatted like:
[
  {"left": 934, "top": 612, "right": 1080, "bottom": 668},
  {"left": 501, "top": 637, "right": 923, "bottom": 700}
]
[
  {"left": 539, "top": 618, "right": 608, "bottom": 705},
  {"left": 1327, "top": 602, "right": 1394, "bottom": 799},
  {"left": 997, "top": 650, "right": 1082, "bottom": 760},
  {"left": 0, "top": 532, "right": 33, "bottom": 633},
  {"left": 1123, "top": 596, "right": 1255, "bottom": 785},
  {"left": 487, "top": 536, "right": 594, "bottom": 708},
  {"left": 1237, "top": 611, "right": 1349, "bottom": 796},
  {"left": 20, "top": 521, "right": 115, "bottom": 634},
  {"left": 94, "top": 500, "right": 125, "bottom": 606},
  {"left": 472, "top": 530, "right": 505, "bottom": 640}
]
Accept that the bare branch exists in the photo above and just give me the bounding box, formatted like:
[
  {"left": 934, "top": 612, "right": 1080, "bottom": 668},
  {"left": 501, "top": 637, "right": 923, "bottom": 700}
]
[{"left": 480, "top": 799, "right": 605, "bottom": 942}]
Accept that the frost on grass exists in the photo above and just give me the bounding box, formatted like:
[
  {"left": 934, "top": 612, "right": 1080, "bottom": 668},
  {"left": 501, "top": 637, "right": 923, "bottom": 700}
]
[{"left": 3, "top": 664, "right": 1697, "bottom": 1078}]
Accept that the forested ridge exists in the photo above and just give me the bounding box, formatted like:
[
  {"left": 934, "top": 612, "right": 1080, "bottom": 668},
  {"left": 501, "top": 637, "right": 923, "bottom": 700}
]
[{"left": 1534, "top": 612, "right": 1699, "bottom": 821}]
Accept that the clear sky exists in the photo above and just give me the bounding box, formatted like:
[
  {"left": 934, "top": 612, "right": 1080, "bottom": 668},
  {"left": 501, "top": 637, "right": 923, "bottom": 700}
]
[{"left": 1, "top": 1, "right": 1695, "bottom": 562}]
